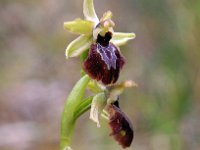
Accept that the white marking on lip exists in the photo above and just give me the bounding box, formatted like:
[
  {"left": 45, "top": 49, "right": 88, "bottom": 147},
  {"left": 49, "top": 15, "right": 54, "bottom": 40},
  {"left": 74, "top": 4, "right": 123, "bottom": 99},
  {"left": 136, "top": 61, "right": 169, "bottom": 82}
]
[{"left": 96, "top": 43, "right": 117, "bottom": 70}]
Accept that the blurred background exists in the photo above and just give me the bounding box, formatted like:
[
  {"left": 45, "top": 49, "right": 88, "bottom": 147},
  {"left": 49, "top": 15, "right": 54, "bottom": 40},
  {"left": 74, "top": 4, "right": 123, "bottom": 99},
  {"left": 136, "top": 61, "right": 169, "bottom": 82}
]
[{"left": 0, "top": 0, "right": 200, "bottom": 150}]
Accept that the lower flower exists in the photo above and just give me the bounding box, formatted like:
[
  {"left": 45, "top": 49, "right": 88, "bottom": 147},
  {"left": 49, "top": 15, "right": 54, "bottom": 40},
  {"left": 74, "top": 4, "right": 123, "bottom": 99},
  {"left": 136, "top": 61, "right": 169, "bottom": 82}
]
[
  {"left": 106, "top": 103, "right": 134, "bottom": 148},
  {"left": 89, "top": 81, "right": 136, "bottom": 148}
]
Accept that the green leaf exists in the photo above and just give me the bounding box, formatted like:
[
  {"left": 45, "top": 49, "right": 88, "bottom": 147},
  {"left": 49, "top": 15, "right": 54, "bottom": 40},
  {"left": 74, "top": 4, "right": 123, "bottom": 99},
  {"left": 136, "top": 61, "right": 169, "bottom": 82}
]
[
  {"left": 65, "top": 35, "right": 92, "bottom": 58},
  {"left": 65, "top": 75, "right": 90, "bottom": 110},
  {"left": 83, "top": 0, "right": 99, "bottom": 24},
  {"left": 60, "top": 75, "right": 90, "bottom": 150},
  {"left": 90, "top": 93, "right": 106, "bottom": 127},
  {"left": 111, "top": 32, "right": 136, "bottom": 46},
  {"left": 64, "top": 18, "right": 94, "bottom": 35}
]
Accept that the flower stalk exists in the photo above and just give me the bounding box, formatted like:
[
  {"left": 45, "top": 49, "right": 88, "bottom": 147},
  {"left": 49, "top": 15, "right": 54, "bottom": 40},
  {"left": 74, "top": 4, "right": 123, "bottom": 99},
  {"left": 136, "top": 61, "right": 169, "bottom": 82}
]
[{"left": 60, "top": 0, "right": 136, "bottom": 149}]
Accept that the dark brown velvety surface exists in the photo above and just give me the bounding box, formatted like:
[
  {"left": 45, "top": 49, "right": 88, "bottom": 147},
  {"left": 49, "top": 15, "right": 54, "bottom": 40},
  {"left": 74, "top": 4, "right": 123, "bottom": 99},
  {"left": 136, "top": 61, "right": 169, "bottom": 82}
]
[
  {"left": 83, "top": 42, "right": 125, "bottom": 85},
  {"left": 107, "top": 104, "right": 134, "bottom": 148}
]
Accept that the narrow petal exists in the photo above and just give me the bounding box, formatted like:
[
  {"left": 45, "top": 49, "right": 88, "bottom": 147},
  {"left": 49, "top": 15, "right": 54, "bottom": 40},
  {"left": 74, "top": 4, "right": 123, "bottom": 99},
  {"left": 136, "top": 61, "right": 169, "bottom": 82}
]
[
  {"left": 65, "top": 35, "right": 92, "bottom": 58},
  {"left": 100, "top": 11, "right": 113, "bottom": 22},
  {"left": 83, "top": 0, "right": 99, "bottom": 24},
  {"left": 111, "top": 32, "right": 136, "bottom": 46},
  {"left": 64, "top": 18, "right": 94, "bottom": 35},
  {"left": 90, "top": 93, "right": 106, "bottom": 127},
  {"left": 107, "top": 104, "right": 134, "bottom": 148},
  {"left": 107, "top": 80, "right": 138, "bottom": 104}
]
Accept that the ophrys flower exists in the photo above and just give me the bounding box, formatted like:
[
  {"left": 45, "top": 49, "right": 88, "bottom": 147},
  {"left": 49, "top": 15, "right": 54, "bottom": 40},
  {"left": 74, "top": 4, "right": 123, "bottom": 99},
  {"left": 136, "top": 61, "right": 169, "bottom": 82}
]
[{"left": 64, "top": 0, "right": 135, "bottom": 85}]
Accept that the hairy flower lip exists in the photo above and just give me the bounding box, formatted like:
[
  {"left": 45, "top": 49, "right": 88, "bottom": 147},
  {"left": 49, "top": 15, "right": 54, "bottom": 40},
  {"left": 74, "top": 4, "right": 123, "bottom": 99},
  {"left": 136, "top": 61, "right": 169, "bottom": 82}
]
[
  {"left": 83, "top": 32, "right": 125, "bottom": 85},
  {"left": 107, "top": 104, "right": 134, "bottom": 148}
]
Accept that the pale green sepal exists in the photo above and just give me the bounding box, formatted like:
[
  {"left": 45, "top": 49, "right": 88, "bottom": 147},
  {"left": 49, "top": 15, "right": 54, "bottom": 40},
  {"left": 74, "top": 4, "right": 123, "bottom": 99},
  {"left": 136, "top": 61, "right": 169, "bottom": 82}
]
[
  {"left": 65, "top": 35, "right": 92, "bottom": 58},
  {"left": 83, "top": 0, "right": 99, "bottom": 24},
  {"left": 90, "top": 93, "right": 106, "bottom": 127},
  {"left": 111, "top": 32, "right": 136, "bottom": 46},
  {"left": 64, "top": 18, "right": 94, "bottom": 35}
]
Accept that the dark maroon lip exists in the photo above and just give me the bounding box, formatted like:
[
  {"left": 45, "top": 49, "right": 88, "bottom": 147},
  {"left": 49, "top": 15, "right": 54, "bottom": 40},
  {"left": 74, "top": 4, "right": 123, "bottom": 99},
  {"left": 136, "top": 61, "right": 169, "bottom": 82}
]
[
  {"left": 83, "top": 32, "right": 125, "bottom": 85},
  {"left": 107, "top": 104, "right": 134, "bottom": 148}
]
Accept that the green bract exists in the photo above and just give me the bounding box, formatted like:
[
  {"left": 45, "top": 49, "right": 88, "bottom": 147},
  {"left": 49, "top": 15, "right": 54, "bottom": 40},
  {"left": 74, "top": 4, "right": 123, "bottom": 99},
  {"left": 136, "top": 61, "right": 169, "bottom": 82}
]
[
  {"left": 89, "top": 92, "right": 106, "bottom": 127},
  {"left": 64, "top": 0, "right": 136, "bottom": 58}
]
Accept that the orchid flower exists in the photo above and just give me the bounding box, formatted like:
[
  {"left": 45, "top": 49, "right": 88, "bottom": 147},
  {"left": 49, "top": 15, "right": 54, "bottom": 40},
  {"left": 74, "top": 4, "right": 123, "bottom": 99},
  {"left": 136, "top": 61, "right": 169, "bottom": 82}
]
[
  {"left": 64, "top": 0, "right": 135, "bottom": 85},
  {"left": 61, "top": 0, "right": 136, "bottom": 149}
]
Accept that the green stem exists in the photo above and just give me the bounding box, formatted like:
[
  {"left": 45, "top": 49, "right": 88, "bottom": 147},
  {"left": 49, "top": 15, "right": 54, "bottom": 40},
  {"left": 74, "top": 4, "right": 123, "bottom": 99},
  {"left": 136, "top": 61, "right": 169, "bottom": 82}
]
[{"left": 60, "top": 75, "right": 90, "bottom": 150}]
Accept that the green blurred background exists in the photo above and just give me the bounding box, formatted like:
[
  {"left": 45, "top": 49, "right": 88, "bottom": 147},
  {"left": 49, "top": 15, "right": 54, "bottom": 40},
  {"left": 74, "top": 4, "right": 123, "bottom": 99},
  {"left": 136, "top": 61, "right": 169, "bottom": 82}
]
[{"left": 0, "top": 0, "right": 200, "bottom": 150}]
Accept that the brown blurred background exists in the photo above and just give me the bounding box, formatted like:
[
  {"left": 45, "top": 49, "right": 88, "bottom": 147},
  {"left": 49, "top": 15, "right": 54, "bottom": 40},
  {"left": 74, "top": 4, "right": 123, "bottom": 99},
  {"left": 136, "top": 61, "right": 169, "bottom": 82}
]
[{"left": 0, "top": 0, "right": 200, "bottom": 150}]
